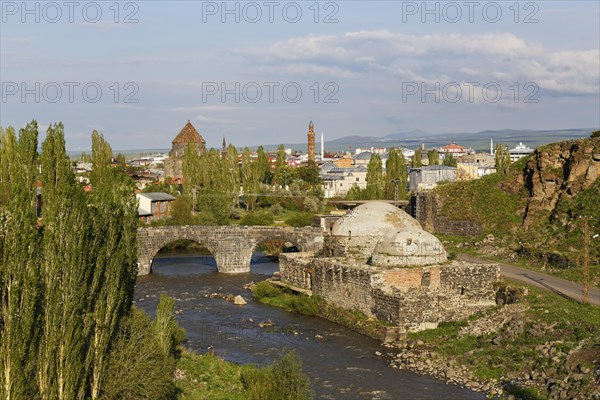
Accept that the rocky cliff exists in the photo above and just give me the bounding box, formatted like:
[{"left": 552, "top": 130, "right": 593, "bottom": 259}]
[{"left": 522, "top": 137, "right": 600, "bottom": 225}]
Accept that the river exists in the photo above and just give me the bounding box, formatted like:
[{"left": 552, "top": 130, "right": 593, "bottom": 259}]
[{"left": 134, "top": 252, "right": 484, "bottom": 400}]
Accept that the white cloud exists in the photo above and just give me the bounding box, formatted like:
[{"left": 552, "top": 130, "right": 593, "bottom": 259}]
[{"left": 235, "top": 30, "right": 598, "bottom": 97}]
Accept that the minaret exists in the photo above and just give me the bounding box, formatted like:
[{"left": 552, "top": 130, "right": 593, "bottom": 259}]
[
  {"left": 307, "top": 121, "right": 315, "bottom": 162},
  {"left": 221, "top": 137, "right": 227, "bottom": 160},
  {"left": 321, "top": 131, "right": 324, "bottom": 161},
  {"left": 490, "top": 138, "right": 494, "bottom": 155}
]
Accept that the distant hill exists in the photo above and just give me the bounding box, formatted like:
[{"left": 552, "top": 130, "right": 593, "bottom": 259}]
[{"left": 272, "top": 128, "right": 596, "bottom": 153}]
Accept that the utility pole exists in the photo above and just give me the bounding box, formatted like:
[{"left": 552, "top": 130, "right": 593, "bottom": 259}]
[
  {"left": 391, "top": 178, "right": 400, "bottom": 207},
  {"left": 582, "top": 217, "right": 590, "bottom": 304}
]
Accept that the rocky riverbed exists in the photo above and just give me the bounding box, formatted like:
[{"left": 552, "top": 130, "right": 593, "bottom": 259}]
[{"left": 377, "top": 302, "right": 600, "bottom": 400}]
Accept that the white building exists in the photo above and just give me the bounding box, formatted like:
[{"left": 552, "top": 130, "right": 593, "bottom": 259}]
[
  {"left": 320, "top": 163, "right": 368, "bottom": 198},
  {"left": 509, "top": 142, "right": 534, "bottom": 162}
]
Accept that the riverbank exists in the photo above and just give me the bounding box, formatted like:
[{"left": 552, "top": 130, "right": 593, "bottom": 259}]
[{"left": 251, "top": 280, "right": 600, "bottom": 399}]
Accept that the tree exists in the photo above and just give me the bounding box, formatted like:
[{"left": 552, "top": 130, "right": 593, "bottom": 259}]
[
  {"left": 411, "top": 148, "right": 423, "bottom": 167},
  {"left": 345, "top": 183, "right": 364, "bottom": 200},
  {"left": 224, "top": 144, "right": 240, "bottom": 208},
  {"left": 297, "top": 160, "right": 320, "bottom": 184},
  {"left": 365, "top": 154, "right": 384, "bottom": 199},
  {"left": 442, "top": 151, "right": 457, "bottom": 167},
  {"left": 495, "top": 144, "right": 511, "bottom": 174},
  {"left": 169, "top": 196, "right": 193, "bottom": 225},
  {"left": 256, "top": 146, "right": 272, "bottom": 184},
  {"left": 241, "top": 147, "right": 260, "bottom": 211},
  {"left": 385, "top": 148, "right": 408, "bottom": 200},
  {"left": 427, "top": 149, "right": 439, "bottom": 166},
  {"left": 275, "top": 144, "right": 287, "bottom": 169},
  {"left": 273, "top": 165, "right": 297, "bottom": 188},
  {"left": 0, "top": 121, "right": 41, "bottom": 400},
  {"left": 591, "top": 130, "right": 600, "bottom": 138},
  {"left": 115, "top": 153, "right": 126, "bottom": 165}
]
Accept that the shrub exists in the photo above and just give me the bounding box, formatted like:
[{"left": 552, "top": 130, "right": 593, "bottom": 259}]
[
  {"left": 252, "top": 281, "right": 284, "bottom": 300},
  {"left": 285, "top": 212, "right": 314, "bottom": 227},
  {"left": 102, "top": 308, "right": 178, "bottom": 400},
  {"left": 241, "top": 351, "right": 313, "bottom": 400},
  {"left": 241, "top": 210, "right": 275, "bottom": 226}
]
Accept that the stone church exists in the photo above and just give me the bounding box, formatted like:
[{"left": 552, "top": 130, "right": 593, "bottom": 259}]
[{"left": 164, "top": 120, "right": 206, "bottom": 180}]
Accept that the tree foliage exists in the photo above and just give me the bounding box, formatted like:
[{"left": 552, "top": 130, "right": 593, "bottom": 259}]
[
  {"left": 385, "top": 148, "right": 408, "bottom": 200},
  {"left": 427, "top": 149, "right": 439, "bottom": 166},
  {"left": 0, "top": 121, "right": 138, "bottom": 400},
  {"left": 365, "top": 154, "right": 384, "bottom": 199},
  {"left": 495, "top": 143, "right": 511, "bottom": 174}
]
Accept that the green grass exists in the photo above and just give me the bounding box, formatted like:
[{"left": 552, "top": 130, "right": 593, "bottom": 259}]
[
  {"left": 175, "top": 348, "right": 313, "bottom": 400},
  {"left": 252, "top": 282, "right": 322, "bottom": 316},
  {"left": 176, "top": 349, "right": 246, "bottom": 400}
]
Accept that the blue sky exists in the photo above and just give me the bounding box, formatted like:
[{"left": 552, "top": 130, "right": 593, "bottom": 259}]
[{"left": 1, "top": 1, "right": 599, "bottom": 150}]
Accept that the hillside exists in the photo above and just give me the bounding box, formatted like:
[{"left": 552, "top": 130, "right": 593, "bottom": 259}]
[{"left": 433, "top": 136, "right": 600, "bottom": 274}]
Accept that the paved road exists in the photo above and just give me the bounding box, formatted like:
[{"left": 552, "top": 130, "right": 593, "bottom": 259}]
[{"left": 458, "top": 254, "right": 600, "bottom": 306}]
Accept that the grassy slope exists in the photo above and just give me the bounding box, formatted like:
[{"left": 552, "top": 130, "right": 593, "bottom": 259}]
[
  {"left": 433, "top": 139, "right": 599, "bottom": 284},
  {"left": 408, "top": 281, "right": 600, "bottom": 398}
]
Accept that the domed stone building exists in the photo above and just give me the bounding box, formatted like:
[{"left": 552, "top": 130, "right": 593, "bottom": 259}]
[{"left": 279, "top": 200, "right": 499, "bottom": 336}]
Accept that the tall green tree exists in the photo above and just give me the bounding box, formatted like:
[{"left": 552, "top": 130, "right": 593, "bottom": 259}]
[
  {"left": 427, "top": 149, "right": 439, "bottom": 165},
  {"left": 275, "top": 144, "right": 287, "bottom": 170},
  {"left": 442, "top": 151, "right": 457, "bottom": 167},
  {"left": 255, "top": 146, "right": 272, "bottom": 184},
  {"left": 385, "top": 148, "right": 408, "bottom": 200},
  {"left": 86, "top": 131, "right": 138, "bottom": 399},
  {"left": 411, "top": 148, "right": 423, "bottom": 168},
  {"left": 241, "top": 147, "right": 260, "bottom": 211},
  {"left": 365, "top": 154, "right": 384, "bottom": 199},
  {"left": 0, "top": 121, "right": 41, "bottom": 400}
]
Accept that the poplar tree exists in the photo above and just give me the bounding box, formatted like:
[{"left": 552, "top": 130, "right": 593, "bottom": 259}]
[
  {"left": 86, "top": 131, "right": 138, "bottom": 399},
  {"left": 411, "top": 149, "right": 423, "bottom": 167},
  {"left": 385, "top": 148, "right": 408, "bottom": 200},
  {"left": 365, "top": 154, "right": 384, "bottom": 200},
  {"left": 256, "top": 146, "right": 272, "bottom": 184},
  {"left": 0, "top": 121, "right": 41, "bottom": 400},
  {"left": 427, "top": 149, "right": 439, "bottom": 165},
  {"left": 495, "top": 144, "right": 511, "bottom": 174},
  {"left": 442, "top": 151, "right": 457, "bottom": 167},
  {"left": 241, "top": 147, "right": 260, "bottom": 211},
  {"left": 224, "top": 144, "right": 240, "bottom": 207}
]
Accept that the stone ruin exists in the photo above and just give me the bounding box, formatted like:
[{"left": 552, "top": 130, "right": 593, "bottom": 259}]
[{"left": 279, "top": 201, "right": 500, "bottom": 335}]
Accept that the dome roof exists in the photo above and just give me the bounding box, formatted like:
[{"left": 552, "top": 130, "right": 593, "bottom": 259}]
[
  {"left": 371, "top": 229, "right": 447, "bottom": 267},
  {"left": 331, "top": 201, "right": 421, "bottom": 237}
]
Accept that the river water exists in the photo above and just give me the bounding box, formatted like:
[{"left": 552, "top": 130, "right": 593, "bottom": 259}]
[{"left": 134, "top": 252, "right": 484, "bottom": 400}]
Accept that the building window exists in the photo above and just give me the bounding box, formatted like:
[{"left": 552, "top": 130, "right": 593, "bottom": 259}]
[{"left": 356, "top": 177, "right": 359, "bottom": 182}]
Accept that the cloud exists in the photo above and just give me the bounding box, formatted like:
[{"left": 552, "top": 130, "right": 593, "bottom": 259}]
[{"left": 234, "top": 30, "right": 598, "bottom": 97}]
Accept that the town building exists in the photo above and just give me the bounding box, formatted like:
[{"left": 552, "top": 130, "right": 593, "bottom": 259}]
[
  {"left": 439, "top": 142, "right": 472, "bottom": 157},
  {"left": 320, "top": 163, "right": 368, "bottom": 198},
  {"left": 408, "top": 165, "right": 457, "bottom": 191},
  {"left": 456, "top": 163, "right": 497, "bottom": 181},
  {"left": 164, "top": 121, "right": 206, "bottom": 180},
  {"left": 509, "top": 142, "right": 534, "bottom": 162},
  {"left": 137, "top": 192, "right": 176, "bottom": 223}
]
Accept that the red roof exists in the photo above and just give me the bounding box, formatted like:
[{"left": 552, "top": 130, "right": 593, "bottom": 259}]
[
  {"left": 172, "top": 121, "right": 206, "bottom": 145},
  {"left": 441, "top": 143, "right": 465, "bottom": 151}
]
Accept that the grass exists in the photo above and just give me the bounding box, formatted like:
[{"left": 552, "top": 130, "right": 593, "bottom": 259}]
[
  {"left": 175, "top": 350, "right": 246, "bottom": 400},
  {"left": 175, "top": 348, "right": 313, "bottom": 400},
  {"left": 252, "top": 282, "right": 322, "bottom": 316}
]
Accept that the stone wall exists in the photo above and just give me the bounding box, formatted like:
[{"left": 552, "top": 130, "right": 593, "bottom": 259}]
[
  {"left": 409, "top": 193, "right": 483, "bottom": 237},
  {"left": 279, "top": 254, "right": 499, "bottom": 333}
]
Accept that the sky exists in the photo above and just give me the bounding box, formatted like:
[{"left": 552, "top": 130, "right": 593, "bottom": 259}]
[{"left": 1, "top": 0, "right": 599, "bottom": 150}]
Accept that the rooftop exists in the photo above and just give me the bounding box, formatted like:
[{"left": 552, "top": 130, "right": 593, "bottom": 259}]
[{"left": 172, "top": 121, "right": 206, "bottom": 145}]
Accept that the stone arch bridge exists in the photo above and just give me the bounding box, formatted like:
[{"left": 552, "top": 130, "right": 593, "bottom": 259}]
[{"left": 137, "top": 225, "right": 324, "bottom": 274}]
